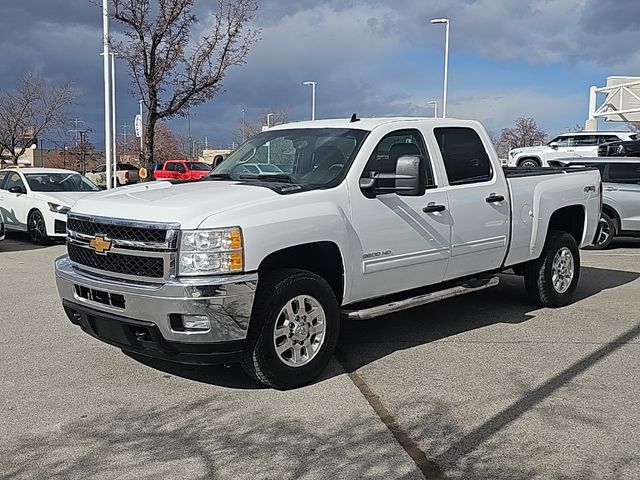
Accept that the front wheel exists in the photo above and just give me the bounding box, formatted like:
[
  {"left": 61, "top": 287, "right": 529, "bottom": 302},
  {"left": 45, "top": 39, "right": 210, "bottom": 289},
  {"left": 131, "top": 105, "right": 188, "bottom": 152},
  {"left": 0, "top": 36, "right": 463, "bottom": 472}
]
[
  {"left": 241, "top": 269, "right": 340, "bottom": 389},
  {"left": 28, "top": 210, "right": 50, "bottom": 245},
  {"left": 524, "top": 231, "right": 580, "bottom": 308}
]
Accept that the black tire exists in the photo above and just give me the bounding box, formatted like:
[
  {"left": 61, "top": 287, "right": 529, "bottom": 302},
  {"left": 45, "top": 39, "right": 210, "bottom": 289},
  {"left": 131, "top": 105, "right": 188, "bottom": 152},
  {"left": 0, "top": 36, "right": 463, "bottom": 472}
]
[
  {"left": 524, "top": 231, "right": 580, "bottom": 308},
  {"left": 27, "top": 210, "right": 50, "bottom": 245},
  {"left": 241, "top": 269, "right": 340, "bottom": 389},
  {"left": 585, "top": 212, "right": 616, "bottom": 250},
  {"left": 518, "top": 158, "right": 541, "bottom": 168}
]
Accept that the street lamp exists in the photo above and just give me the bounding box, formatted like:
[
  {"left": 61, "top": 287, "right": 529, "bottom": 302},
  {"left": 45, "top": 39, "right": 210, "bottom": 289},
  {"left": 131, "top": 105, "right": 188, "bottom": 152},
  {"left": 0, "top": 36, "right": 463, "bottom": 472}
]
[
  {"left": 303, "top": 81, "right": 317, "bottom": 120},
  {"left": 430, "top": 18, "right": 450, "bottom": 118},
  {"left": 427, "top": 100, "right": 438, "bottom": 118},
  {"left": 241, "top": 108, "right": 246, "bottom": 142}
]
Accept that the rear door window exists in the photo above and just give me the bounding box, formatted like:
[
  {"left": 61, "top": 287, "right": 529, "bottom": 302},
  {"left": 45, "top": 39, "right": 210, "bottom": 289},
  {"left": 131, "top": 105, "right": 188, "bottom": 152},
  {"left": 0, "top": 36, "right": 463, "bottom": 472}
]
[{"left": 434, "top": 127, "right": 493, "bottom": 185}]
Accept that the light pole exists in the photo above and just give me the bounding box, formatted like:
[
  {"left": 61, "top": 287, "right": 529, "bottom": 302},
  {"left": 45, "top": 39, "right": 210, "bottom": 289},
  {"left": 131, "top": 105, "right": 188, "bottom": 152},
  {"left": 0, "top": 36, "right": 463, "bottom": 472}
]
[
  {"left": 430, "top": 18, "right": 450, "bottom": 118},
  {"left": 303, "top": 81, "right": 317, "bottom": 120},
  {"left": 427, "top": 100, "right": 438, "bottom": 118},
  {"left": 102, "top": 0, "right": 112, "bottom": 189},
  {"left": 138, "top": 100, "right": 144, "bottom": 165},
  {"left": 110, "top": 53, "right": 117, "bottom": 187},
  {"left": 266, "top": 113, "right": 274, "bottom": 128},
  {"left": 241, "top": 108, "right": 246, "bottom": 142}
]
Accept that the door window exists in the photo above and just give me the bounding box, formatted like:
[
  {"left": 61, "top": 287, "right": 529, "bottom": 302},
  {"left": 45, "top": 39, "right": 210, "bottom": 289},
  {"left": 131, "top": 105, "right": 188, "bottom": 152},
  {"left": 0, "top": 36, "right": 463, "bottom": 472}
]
[
  {"left": 0, "top": 171, "right": 8, "bottom": 189},
  {"left": 165, "top": 162, "right": 176, "bottom": 171},
  {"left": 5, "top": 172, "right": 26, "bottom": 191},
  {"left": 574, "top": 135, "right": 598, "bottom": 146},
  {"left": 604, "top": 163, "right": 640, "bottom": 184},
  {"left": 361, "top": 129, "right": 435, "bottom": 187},
  {"left": 434, "top": 127, "right": 493, "bottom": 185}
]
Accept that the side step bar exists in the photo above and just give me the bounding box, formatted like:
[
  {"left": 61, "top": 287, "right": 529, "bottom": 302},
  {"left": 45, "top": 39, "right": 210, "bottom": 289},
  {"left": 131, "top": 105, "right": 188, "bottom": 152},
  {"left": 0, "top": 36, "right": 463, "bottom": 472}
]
[{"left": 341, "top": 276, "right": 500, "bottom": 320}]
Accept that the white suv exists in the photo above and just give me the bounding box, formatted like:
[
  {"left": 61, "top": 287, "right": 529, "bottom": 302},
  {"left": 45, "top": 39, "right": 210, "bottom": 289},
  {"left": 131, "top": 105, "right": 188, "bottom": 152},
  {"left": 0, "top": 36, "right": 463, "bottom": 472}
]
[{"left": 508, "top": 132, "right": 636, "bottom": 168}]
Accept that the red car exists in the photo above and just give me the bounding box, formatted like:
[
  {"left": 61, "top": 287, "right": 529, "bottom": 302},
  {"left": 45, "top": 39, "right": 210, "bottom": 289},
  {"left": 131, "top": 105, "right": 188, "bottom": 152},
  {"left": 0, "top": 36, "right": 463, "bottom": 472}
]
[{"left": 154, "top": 160, "right": 211, "bottom": 181}]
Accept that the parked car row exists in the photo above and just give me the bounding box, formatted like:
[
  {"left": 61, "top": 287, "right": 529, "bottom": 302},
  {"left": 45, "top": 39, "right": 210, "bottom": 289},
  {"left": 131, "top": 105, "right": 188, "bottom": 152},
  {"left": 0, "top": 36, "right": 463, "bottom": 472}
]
[{"left": 507, "top": 131, "right": 636, "bottom": 168}]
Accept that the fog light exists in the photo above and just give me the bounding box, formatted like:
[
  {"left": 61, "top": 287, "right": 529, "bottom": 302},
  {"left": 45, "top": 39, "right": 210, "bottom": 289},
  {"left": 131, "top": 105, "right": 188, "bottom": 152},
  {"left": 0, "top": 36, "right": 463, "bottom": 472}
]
[{"left": 182, "top": 315, "right": 211, "bottom": 331}]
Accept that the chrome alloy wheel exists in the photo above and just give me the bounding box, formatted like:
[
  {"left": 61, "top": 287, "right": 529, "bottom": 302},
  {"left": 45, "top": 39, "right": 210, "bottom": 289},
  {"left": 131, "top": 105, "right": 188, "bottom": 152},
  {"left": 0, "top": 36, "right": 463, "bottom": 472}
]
[
  {"left": 273, "top": 295, "right": 326, "bottom": 368},
  {"left": 551, "top": 247, "right": 575, "bottom": 294},
  {"left": 594, "top": 218, "right": 611, "bottom": 247}
]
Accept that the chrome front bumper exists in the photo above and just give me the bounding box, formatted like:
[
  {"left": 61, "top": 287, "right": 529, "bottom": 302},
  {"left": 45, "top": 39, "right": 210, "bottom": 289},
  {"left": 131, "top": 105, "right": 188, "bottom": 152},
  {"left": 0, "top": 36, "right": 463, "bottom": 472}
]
[{"left": 55, "top": 255, "right": 257, "bottom": 345}]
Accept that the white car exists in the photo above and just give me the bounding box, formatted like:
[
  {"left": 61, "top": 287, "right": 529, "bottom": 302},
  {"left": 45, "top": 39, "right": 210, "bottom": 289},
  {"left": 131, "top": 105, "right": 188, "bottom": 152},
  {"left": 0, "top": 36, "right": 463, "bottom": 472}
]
[
  {"left": 0, "top": 168, "right": 100, "bottom": 244},
  {"left": 507, "top": 131, "right": 636, "bottom": 168}
]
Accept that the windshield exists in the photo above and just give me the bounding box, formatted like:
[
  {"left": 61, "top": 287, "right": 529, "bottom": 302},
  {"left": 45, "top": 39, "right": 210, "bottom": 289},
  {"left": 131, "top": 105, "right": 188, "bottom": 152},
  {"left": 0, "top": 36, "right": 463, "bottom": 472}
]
[
  {"left": 25, "top": 173, "right": 100, "bottom": 192},
  {"left": 212, "top": 128, "right": 368, "bottom": 187},
  {"left": 187, "top": 162, "right": 211, "bottom": 171}
]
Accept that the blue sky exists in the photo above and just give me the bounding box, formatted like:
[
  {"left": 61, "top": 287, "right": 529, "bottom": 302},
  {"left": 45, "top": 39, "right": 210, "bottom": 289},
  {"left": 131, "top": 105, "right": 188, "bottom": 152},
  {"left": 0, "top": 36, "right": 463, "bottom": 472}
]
[{"left": 1, "top": 0, "right": 639, "bottom": 149}]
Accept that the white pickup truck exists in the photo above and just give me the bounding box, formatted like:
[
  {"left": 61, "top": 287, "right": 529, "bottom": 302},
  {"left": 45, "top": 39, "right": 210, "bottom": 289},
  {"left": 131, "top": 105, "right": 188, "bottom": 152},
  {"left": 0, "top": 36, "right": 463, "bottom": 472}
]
[{"left": 55, "top": 117, "right": 601, "bottom": 389}]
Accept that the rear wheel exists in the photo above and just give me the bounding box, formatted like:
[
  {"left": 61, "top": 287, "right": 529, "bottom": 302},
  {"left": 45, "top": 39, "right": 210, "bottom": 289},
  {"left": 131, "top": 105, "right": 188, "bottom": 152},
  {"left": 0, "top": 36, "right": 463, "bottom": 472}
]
[
  {"left": 27, "top": 210, "right": 50, "bottom": 245},
  {"left": 241, "top": 269, "right": 340, "bottom": 389},
  {"left": 586, "top": 212, "right": 616, "bottom": 250},
  {"left": 524, "top": 231, "right": 580, "bottom": 307}
]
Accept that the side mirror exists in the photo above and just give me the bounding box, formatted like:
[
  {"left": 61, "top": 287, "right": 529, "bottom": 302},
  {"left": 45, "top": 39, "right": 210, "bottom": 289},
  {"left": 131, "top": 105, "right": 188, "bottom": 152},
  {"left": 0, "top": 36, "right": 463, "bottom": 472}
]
[
  {"left": 395, "top": 155, "right": 427, "bottom": 196},
  {"left": 549, "top": 142, "right": 559, "bottom": 150},
  {"left": 359, "top": 155, "right": 427, "bottom": 197},
  {"left": 8, "top": 186, "right": 25, "bottom": 195}
]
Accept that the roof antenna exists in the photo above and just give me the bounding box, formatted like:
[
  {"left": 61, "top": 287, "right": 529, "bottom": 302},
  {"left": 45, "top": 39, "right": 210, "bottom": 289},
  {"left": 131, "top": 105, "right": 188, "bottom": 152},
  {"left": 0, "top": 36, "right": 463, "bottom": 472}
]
[{"left": 350, "top": 113, "right": 360, "bottom": 123}]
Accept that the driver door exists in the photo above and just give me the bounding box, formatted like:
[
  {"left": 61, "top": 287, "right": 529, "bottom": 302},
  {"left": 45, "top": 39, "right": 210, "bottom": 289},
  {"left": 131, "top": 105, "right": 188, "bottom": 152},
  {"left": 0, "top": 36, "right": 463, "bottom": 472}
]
[
  {"left": 349, "top": 129, "right": 451, "bottom": 301},
  {"left": 0, "top": 171, "right": 29, "bottom": 231}
]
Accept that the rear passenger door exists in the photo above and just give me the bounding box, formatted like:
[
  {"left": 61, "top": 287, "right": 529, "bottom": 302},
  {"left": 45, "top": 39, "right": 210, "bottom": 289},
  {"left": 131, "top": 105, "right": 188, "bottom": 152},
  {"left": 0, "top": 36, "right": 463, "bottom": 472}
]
[{"left": 433, "top": 127, "right": 510, "bottom": 280}]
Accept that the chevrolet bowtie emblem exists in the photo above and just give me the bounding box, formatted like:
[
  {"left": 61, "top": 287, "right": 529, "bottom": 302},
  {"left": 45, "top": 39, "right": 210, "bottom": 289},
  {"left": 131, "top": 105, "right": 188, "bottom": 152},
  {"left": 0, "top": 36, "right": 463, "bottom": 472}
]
[{"left": 89, "top": 236, "right": 112, "bottom": 254}]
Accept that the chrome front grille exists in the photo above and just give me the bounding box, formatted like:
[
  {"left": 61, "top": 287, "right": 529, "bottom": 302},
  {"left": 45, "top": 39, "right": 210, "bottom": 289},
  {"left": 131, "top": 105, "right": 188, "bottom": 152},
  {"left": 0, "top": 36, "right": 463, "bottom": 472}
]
[{"left": 66, "top": 214, "right": 180, "bottom": 283}]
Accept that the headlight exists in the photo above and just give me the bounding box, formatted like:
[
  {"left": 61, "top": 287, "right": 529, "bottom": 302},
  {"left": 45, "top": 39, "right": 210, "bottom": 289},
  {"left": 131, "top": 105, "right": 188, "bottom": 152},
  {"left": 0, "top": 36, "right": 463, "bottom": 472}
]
[
  {"left": 48, "top": 202, "right": 71, "bottom": 215},
  {"left": 178, "top": 227, "right": 244, "bottom": 276}
]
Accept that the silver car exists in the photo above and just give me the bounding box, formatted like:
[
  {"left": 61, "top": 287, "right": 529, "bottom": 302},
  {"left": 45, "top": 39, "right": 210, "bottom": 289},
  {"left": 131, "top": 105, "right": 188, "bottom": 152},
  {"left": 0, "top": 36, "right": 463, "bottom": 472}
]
[{"left": 556, "top": 158, "right": 640, "bottom": 248}]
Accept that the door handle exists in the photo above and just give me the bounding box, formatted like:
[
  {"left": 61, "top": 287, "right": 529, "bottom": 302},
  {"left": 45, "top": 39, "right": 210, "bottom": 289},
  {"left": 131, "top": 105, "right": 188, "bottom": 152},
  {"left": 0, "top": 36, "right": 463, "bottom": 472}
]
[
  {"left": 603, "top": 187, "right": 618, "bottom": 192},
  {"left": 423, "top": 203, "right": 446, "bottom": 213},
  {"left": 486, "top": 194, "right": 504, "bottom": 203}
]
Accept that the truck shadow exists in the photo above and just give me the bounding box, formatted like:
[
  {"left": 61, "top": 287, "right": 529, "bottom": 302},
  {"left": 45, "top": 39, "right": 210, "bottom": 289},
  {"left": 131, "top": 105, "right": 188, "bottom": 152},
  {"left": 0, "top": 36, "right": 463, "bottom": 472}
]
[
  {"left": 338, "top": 266, "right": 639, "bottom": 372},
  {"left": 126, "top": 266, "right": 638, "bottom": 390}
]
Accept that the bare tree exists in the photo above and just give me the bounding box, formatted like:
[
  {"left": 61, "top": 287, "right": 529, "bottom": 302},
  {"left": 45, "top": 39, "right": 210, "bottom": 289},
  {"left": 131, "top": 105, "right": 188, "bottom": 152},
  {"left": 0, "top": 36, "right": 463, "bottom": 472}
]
[
  {"left": 233, "top": 108, "right": 289, "bottom": 143},
  {"left": 0, "top": 71, "right": 77, "bottom": 165},
  {"left": 626, "top": 121, "right": 640, "bottom": 132},
  {"left": 118, "top": 121, "right": 185, "bottom": 164},
  {"left": 494, "top": 117, "right": 547, "bottom": 158},
  {"left": 111, "top": 0, "right": 259, "bottom": 166}
]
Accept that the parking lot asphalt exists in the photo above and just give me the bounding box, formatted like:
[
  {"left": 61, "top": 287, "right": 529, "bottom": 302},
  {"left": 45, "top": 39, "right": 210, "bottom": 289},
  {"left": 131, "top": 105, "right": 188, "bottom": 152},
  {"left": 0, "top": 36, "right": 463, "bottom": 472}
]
[{"left": 1, "top": 232, "right": 638, "bottom": 479}]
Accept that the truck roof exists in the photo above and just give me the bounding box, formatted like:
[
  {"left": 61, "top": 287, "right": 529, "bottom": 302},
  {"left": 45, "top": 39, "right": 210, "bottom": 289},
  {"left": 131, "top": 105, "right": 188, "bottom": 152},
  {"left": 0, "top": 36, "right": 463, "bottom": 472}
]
[{"left": 268, "top": 117, "right": 482, "bottom": 132}]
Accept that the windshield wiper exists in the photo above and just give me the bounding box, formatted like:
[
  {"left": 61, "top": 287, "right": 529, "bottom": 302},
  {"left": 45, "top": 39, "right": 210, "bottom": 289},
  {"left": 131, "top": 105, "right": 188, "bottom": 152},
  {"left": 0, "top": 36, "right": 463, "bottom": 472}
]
[
  {"left": 239, "top": 174, "right": 295, "bottom": 183},
  {"left": 206, "top": 172, "right": 234, "bottom": 180}
]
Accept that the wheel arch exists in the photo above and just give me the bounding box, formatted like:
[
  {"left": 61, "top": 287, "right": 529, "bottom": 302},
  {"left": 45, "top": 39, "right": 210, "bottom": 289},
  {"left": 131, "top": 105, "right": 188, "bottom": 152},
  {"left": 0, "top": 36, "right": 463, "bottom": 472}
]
[
  {"left": 517, "top": 156, "right": 541, "bottom": 167},
  {"left": 547, "top": 205, "right": 585, "bottom": 244},
  {"left": 257, "top": 241, "right": 345, "bottom": 304},
  {"left": 601, "top": 204, "right": 621, "bottom": 233}
]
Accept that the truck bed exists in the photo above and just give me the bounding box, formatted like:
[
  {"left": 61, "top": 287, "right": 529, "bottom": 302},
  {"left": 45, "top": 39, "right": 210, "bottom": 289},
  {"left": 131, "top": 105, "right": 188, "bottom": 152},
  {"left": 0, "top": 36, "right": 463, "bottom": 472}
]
[{"left": 503, "top": 166, "right": 597, "bottom": 178}]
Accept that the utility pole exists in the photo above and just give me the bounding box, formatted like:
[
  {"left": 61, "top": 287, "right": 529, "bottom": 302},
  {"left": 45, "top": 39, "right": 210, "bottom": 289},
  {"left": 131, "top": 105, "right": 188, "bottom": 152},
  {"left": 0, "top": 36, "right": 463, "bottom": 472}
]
[
  {"left": 111, "top": 52, "right": 117, "bottom": 186},
  {"left": 242, "top": 108, "right": 246, "bottom": 143},
  {"left": 121, "top": 123, "right": 129, "bottom": 152},
  {"left": 69, "top": 118, "right": 85, "bottom": 147}
]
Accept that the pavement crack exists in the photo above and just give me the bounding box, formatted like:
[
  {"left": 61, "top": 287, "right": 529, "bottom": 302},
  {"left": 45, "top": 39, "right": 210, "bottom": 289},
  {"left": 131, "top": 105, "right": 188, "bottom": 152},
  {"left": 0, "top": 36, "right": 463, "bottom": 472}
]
[{"left": 335, "top": 348, "right": 449, "bottom": 480}]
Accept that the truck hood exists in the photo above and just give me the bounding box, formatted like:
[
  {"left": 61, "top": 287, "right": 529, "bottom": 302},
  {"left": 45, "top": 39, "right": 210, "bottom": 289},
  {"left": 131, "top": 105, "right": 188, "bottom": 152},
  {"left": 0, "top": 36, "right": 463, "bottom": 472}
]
[{"left": 69, "top": 180, "right": 281, "bottom": 229}]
